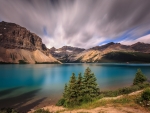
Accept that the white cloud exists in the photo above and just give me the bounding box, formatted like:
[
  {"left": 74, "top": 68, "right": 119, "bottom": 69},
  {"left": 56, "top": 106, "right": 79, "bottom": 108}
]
[{"left": 120, "top": 34, "right": 150, "bottom": 45}]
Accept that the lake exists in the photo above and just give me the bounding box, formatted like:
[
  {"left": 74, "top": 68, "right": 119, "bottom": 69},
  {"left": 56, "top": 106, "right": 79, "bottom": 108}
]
[{"left": 0, "top": 63, "right": 150, "bottom": 111}]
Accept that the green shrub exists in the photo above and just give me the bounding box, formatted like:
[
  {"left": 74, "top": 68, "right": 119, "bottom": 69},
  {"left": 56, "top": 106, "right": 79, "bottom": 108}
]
[
  {"left": 101, "top": 90, "right": 119, "bottom": 97},
  {"left": 102, "top": 83, "right": 149, "bottom": 97},
  {"left": 119, "top": 87, "right": 132, "bottom": 94},
  {"left": 136, "top": 88, "right": 150, "bottom": 107},
  {"left": 56, "top": 98, "right": 65, "bottom": 106},
  {"left": 137, "top": 82, "right": 150, "bottom": 89},
  {"left": 98, "top": 94, "right": 104, "bottom": 99},
  {"left": 141, "top": 88, "right": 150, "bottom": 101},
  {"left": 130, "top": 85, "right": 140, "bottom": 91}
]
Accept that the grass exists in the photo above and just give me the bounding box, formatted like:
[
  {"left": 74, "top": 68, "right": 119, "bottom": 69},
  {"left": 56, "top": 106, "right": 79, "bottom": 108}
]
[
  {"left": 63, "top": 88, "right": 149, "bottom": 112},
  {"left": 56, "top": 82, "right": 150, "bottom": 113},
  {"left": 69, "top": 95, "right": 137, "bottom": 111},
  {"left": 111, "top": 95, "right": 132, "bottom": 104},
  {"left": 101, "top": 82, "right": 150, "bottom": 97}
]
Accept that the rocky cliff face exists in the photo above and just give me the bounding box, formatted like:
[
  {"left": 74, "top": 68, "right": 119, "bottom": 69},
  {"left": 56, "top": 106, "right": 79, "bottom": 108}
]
[
  {"left": 49, "top": 46, "right": 85, "bottom": 63},
  {"left": 0, "top": 21, "right": 49, "bottom": 54},
  {"left": 0, "top": 21, "right": 59, "bottom": 64}
]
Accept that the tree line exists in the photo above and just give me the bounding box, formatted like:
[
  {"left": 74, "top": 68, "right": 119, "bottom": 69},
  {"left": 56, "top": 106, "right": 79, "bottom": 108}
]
[{"left": 57, "top": 67, "right": 148, "bottom": 107}]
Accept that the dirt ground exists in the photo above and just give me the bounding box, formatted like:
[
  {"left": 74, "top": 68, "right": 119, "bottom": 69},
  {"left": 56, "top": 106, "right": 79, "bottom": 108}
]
[{"left": 37, "top": 105, "right": 148, "bottom": 113}]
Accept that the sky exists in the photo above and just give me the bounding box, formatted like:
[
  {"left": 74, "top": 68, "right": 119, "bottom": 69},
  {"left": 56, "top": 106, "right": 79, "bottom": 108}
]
[{"left": 0, "top": 0, "right": 150, "bottom": 49}]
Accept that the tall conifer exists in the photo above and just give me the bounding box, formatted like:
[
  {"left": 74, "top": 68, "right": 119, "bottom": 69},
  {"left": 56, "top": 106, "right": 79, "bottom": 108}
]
[
  {"left": 82, "top": 67, "right": 100, "bottom": 101},
  {"left": 76, "top": 73, "right": 83, "bottom": 103},
  {"left": 58, "top": 68, "right": 100, "bottom": 107},
  {"left": 133, "top": 69, "right": 147, "bottom": 85},
  {"left": 67, "top": 73, "right": 77, "bottom": 105},
  {"left": 63, "top": 84, "right": 68, "bottom": 99}
]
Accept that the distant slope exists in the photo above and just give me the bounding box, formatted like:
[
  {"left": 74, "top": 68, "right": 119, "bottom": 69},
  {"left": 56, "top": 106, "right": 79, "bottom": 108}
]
[
  {"left": 131, "top": 42, "right": 150, "bottom": 53},
  {"left": 66, "top": 42, "right": 150, "bottom": 63},
  {"left": 0, "top": 47, "right": 60, "bottom": 64},
  {"left": 99, "top": 51, "right": 150, "bottom": 63},
  {"left": 0, "top": 21, "right": 60, "bottom": 64}
]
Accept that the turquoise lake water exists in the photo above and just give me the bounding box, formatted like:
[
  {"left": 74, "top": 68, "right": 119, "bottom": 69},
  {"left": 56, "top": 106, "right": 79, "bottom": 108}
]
[{"left": 0, "top": 63, "right": 150, "bottom": 111}]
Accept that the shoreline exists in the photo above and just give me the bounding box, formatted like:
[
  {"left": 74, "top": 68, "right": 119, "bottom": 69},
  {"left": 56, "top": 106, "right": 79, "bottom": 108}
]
[
  {"left": 28, "top": 89, "right": 146, "bottom": 113},
  {"left": 0, "top": 87, "right": 149, "bottom": 113}
]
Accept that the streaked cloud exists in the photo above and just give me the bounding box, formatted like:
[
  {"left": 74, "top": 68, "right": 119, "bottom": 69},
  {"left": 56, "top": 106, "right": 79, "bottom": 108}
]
[
  {"left": 0, "top": 0, "right": 150, "bottom": 48},
  {"left": 120, "top": 34, "right": 150, "bottom": 45}
]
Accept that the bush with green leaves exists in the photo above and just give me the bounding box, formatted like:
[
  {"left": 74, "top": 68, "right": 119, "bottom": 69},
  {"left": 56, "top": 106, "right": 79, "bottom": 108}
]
[
  {"left": 56, "top": 98, "right": 65, "bottom": 106},
  {"left": 133, "top": 69, "right": 147, "bottom": 85},
  {"left": 101, "top": 83, "right": 149, "bottom": 97},
  {"left": 136, "top": 88, "right": 150, "bottom": 107},
  {"left": 57, "top": 67, "right": 100, "bottom": 107}
]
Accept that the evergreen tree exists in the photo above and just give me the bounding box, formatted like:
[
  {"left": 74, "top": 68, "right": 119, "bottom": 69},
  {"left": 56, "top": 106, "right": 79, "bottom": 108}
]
[
  {"left": 63, "top": 84, "right": 68, "bottom": 99},
  {"left": 82, "top": 67, "right": 100, "bottom": 102},
  {"left": 133, "top": 69, "right": 147, "bottom": 85},
  {"left": 57, "top": 68, "right": 100, "bottom": 107},
  {"left": 76, "top": 73, "right": 83, "bottom": 103},
  {"left": 67, "top": 73, "right": 77, "bottom": 106}
]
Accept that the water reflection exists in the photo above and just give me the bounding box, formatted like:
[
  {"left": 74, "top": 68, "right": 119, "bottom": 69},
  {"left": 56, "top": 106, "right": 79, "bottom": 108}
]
[{"left": 0, "top": 88, "right": 43, "bottom": 112}]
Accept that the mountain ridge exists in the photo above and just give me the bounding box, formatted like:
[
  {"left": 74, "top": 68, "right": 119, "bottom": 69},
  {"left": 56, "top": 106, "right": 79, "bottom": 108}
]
[
  {"left": 50, "top": 42, "right": 150, "bottom": 63},
  {"left": 0, "top": 21, "right": 150, "bottom": 64}
]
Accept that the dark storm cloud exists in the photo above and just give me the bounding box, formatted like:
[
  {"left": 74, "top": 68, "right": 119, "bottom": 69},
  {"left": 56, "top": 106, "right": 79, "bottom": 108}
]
[{"left": 0, "top": 0, "right": 150, "bottom": 48}]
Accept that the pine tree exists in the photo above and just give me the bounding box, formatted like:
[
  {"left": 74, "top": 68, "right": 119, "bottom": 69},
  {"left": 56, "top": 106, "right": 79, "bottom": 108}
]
[
  {"left": 76, "top": 73, "right": 83, "bottom": 103},
  {"left": 57, "top": 68, "right": 100, "bottom": 107},
  {"left": 133, "top": 69, "right": 147, "bottom": 85},
  {"left": 67, "top": 73, "right": 77, "bottom": 106},
  {"left": 82, "top": 67, "right": 100, "bottom": 102},
  {"left": 63, "top": 84, "right": 68, "bottom": 99}
]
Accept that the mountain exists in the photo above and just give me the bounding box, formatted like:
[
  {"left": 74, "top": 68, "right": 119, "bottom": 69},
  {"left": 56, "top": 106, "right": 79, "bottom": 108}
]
[
  {"left": 60, "top": 42, "right": 150, "bottom": 63},
  {"left": 49, "top": 46, "right": 85, "bottom": 62},
  {"left": 49, "top": 42, "right": 150, "bottom": 63},
  {"left": 0, "top": 21, "right": 150, "bottom": 64},
  {"left": 131, "top": 42, "right": 150, "bottom": 53},
  {"left": 0, "top": 21, "right": 60, "bottom": 64},
  {"left": 90, "top": 42, "right": 132, "bottom": 51}
]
